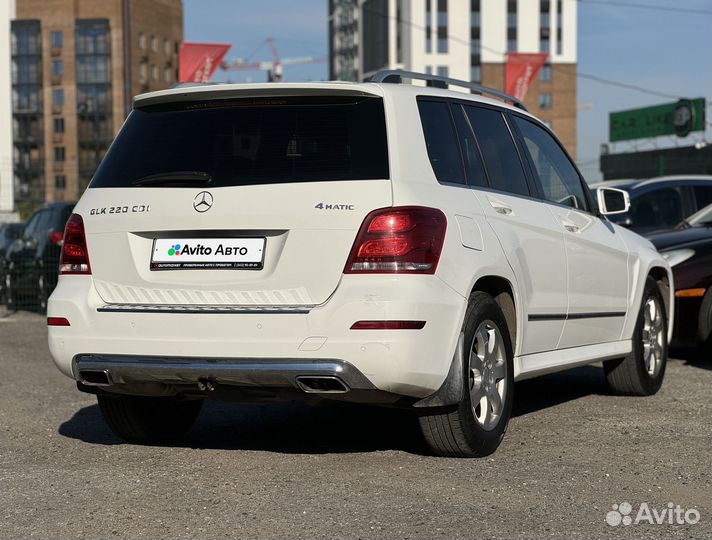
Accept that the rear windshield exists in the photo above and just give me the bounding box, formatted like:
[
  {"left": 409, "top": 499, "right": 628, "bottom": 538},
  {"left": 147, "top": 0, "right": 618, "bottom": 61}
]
[{"left": 90, "top": 95, "right": 389, "bottom": 188}]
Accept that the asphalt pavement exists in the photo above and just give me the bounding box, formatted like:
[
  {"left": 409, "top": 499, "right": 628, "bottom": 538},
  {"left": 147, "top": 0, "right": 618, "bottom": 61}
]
[{"left": 0, "top": 309, "right": 709, "bottom": 539}]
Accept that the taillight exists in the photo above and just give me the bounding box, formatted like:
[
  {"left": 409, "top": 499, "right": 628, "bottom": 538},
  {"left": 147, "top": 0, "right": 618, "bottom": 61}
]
[
  {"left": 344, "top": 206, "right": 447, "bottom": 274},
  {"left": 59, "top": 214, "right": 91, "bottom": 275},
  {"left": 49, "top": 230, "right": 64, "bottom": 246}
]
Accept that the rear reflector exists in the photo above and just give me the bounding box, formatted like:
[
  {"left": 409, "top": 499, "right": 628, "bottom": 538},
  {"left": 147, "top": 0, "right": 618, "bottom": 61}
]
[
  {"left": 350, "top": 320, "right": 426, "bottom": 330},
  {"left": 675, "top": 288, "right": 706, "bottom": 298},
  {"left": 60, "top": 214, "right": 91, "bottom": 275},
  {"left": 47, "top": 317, "right": 70, "bottom": 326},
  {"left": 345, "top": 206, "right": 446, "bottom": 274}
]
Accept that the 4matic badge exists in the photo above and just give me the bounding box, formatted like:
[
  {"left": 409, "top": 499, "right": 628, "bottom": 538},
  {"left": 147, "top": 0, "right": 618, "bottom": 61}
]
[{"left": 314, "top": 202, "right": 355, "bottom": 210}]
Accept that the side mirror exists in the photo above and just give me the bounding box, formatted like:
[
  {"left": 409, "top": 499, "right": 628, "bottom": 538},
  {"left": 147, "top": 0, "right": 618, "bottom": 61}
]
[{"left": 596, "top": 187, "right": 630, "bottom": 216}]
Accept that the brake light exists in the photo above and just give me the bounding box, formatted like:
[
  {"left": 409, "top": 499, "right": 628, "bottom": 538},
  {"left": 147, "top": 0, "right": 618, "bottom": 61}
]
[
  {"left": 49, "top": 230, "right": 64, "bottom": 246},
  {"left": 59, "top": 214, "right": 91, "bottom": 275},
  {"left": 47, "top": 317, "right": 71, "bottom": 326},
  {"left": 345, "top": 206, "right": 446, "bottom": 274}
]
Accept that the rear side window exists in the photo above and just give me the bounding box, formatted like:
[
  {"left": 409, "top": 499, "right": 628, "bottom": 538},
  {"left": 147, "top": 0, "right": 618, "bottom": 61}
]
[
  {"left": 90, "top": 96, "right": 389, "bottom": 188},
  {"left": 417, "top": 100, "right": 465, "bottom": 184},
  {"left": 451, "top": 104, "right": 488, "bottom": 187},
  {"left": 464, "top": 106, "right": 530, "bottom": 197}
]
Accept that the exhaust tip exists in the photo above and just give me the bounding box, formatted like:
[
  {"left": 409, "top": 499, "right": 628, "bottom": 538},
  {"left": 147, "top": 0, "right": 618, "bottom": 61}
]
[
  {"left": 295, "top": 376, "right": 349, "bottom": 394},
  {"left": 78, "top": 369, "right": 112, "bottom": 386}
]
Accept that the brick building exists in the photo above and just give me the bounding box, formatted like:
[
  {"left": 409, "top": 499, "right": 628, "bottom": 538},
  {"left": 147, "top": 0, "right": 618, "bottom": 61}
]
[
  {"left": 11, "top": 0, "right": 183, "bottom": 214},
  {"left": 329, "top": 0, "right": 577, "bottom": 157}
]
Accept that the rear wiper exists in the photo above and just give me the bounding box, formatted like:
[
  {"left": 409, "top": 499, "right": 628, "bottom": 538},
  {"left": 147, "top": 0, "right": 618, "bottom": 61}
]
[{"left": 131, "top": 171, "right": 212, "bottom": 187}]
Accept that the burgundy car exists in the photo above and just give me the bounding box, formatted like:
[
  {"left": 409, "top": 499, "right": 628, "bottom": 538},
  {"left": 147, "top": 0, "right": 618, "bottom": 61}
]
[{"left": 650, "top": 204, "right": 712, "bottom": 351}]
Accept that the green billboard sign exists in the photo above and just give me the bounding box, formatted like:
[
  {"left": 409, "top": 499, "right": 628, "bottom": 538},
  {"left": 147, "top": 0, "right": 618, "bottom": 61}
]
[{"left": 609, "top": 98, "right": 706, "bottom": 143}]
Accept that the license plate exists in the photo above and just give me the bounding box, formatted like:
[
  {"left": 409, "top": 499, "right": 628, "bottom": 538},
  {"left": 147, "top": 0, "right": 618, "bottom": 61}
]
[{"left": 150, "top": 238, "right": 265, "bottom": 270}]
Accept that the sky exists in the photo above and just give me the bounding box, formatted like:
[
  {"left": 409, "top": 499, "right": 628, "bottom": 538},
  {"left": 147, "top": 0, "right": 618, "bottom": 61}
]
[{"left": 185, "top": 0, "right": 712, "bottom": 182}]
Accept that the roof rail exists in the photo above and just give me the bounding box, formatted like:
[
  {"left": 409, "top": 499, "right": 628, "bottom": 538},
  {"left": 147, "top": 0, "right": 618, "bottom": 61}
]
[{"left": 369, "top": 69, "right": 528, "bottom": 112}]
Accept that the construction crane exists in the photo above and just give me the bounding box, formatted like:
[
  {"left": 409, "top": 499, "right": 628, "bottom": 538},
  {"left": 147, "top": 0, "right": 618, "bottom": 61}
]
[{"left": 220, "top": 38, "right": 326, "bottom": 82}]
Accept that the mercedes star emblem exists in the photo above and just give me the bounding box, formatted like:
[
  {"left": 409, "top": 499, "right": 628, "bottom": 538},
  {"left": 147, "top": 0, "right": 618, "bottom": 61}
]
[{"left": 193, "top": 191, "right": 213, "bottom": 213}]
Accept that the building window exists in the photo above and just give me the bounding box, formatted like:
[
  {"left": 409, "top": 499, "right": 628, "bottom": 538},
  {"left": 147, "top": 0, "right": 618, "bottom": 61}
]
[
  {"left": 53, "top": 118, "right": 65, "bottom": 133},
  {"left": 556, "top": 0, "right": 563, "bottom": 54},
  {"left": 540, "top": 0, "right": 551, "bottom": 54},
  {"left": 507, "top": 0, "right": 517, "bottom": 52},
  {"left": 436, "top": 66, "right": 448, "bottom": 77},
  {"left": 11, "top": 20, "right": 41, "bottom": 55},
  {"left": 138, "top": 32, "right": 146, "bottom": 50},
  {"left": 425, "top": 0, "right": 432, "bottom": 53},
  {"left": 139, "top": 62, "right": 147, "bottom": 83},
  {"left": 425, "top": 65, "right": 432, "bottom": 74},
  {"left": 163, "top": 38, "right": 170, "bottom": 55},
  {"left": 55, "top": 175, "right": 66, "bottom": 190},
  {"left": 151, "top": 64, "right": 158, "bottom": 80},
  {"left": 470, "top": 65, "right": 481, "bottom": 83},
  {"left": 150, "top": 35, "right": 157, "bottom": 52},
  {"left": 54, "top": 147, "right": 65, "bottom": 161},
  {"left": 540, "top": 64, "right": 552, "bottom": 82},
  {"left": 52, "top": 59, "right": 64, "bottom": 77},
  {"left": 163, "top": 65, "right": 171, "bottom": 82},
  {"left": 52, "top": 88, "right": 64, "bottom": 105},
  {"left": 539, "top": 93, "right": 553, "bottom": 109},
  {"left": 436, "top": 0, "right": 448, "bottom": 53},
  {"left": 51, "top": 31, "right": 63, "bottom": 48}
]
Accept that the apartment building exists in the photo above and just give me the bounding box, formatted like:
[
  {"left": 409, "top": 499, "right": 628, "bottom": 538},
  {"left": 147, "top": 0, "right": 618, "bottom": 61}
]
[
  {"left": 11, "top": 0, "right": 183, "bottom": 215},
  {"left": 329, "top": 0, "right": 577, "bottom": 155}
]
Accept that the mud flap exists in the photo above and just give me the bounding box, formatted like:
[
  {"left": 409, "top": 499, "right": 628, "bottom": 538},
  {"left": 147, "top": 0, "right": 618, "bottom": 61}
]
[{"left": 412, "top": 332, "right": 465, "bottom": 408}]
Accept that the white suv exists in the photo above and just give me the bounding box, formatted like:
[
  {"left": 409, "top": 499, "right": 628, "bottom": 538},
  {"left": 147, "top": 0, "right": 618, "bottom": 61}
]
[{"left": 48, "top": 71, "right": 673, "bottom": 457}]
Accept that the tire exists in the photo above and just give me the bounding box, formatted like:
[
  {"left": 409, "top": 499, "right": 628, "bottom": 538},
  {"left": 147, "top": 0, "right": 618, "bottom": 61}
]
[
  {"left": 604, "top": 277, "right": 667, "bottom": 395},
  {"left": 418, "top": 291, "right": 514, "bottom": 458},
  {"left": 697, "top": 288, "right": 712, "bottom": 352},
  {"left": 97, "top": 395, "right": 203, "bottom": 444}
]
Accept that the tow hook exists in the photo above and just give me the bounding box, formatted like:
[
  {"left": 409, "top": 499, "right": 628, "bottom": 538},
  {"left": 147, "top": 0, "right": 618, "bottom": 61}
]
[{"left": 197, "top": 379, "right": 216, "bottom": 392}]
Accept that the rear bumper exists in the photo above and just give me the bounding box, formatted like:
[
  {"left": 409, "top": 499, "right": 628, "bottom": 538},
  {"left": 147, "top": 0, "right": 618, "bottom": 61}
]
[
  {"left": 73, "top": 354, "right": 374, "bottom": 390},
  {"left": 49, "top": 274, "right": 467, "bottom": 399}
]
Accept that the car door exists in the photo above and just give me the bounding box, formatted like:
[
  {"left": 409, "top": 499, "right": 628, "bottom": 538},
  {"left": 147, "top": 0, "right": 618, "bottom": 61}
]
[
  {"left": 510, "top": 114, "right": 629, "bottom": 348},
  {"left": 462, "top": 103, "right": 568, "bottom": 355}
]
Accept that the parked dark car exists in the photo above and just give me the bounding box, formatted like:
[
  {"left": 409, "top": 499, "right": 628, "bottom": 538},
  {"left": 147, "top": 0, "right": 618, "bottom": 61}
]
[
  {"left": 649, "top": 203, "right": 712, "bottom": 351},
  {"left": 592, "top": 176, "right": 712, "bottom": 235},
  {"left": 0, "top": 222, "right": 25, "bottom": 303},
  {"left": 5, "top": 202, "right": 75, "bottom": 312}
]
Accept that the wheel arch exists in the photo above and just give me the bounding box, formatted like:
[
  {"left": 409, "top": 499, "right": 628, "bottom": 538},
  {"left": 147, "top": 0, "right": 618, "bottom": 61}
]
[
  {"left": 471, "top": 275, "right": 518, "bottom": 356},
  {"left": 647, "top": 265, "right": 674, "bottom": 343}
]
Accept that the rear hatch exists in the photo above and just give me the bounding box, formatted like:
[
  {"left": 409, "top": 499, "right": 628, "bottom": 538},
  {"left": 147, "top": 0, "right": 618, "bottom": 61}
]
[{"left": 78, "top": 89, "right": 391, "bottom": 307}]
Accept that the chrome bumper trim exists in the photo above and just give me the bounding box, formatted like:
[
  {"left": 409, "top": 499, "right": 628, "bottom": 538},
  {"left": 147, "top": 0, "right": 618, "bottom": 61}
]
[
  {"left": 72, "top": 354, "right": 375, "bottom": 390},
  {"left": 96, "top": 304, "right": 314, "bottom": 314}
]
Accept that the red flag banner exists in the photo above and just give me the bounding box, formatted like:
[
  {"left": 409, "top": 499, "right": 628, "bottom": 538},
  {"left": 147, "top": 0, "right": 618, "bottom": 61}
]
[
  {"left": 505, "top": 53, "right": 549, "bottom": 101},
  {"left": 179, "top": 42, "right": 232, "bottom": 83}
]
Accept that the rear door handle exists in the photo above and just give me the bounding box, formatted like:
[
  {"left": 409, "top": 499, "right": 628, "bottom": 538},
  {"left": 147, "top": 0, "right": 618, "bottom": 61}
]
[
  {"left": 561, "top": 220, "right": 580, "bottom": 233},
  {"left": 489, "top": 200, "right": 513, "bottom": 215}
]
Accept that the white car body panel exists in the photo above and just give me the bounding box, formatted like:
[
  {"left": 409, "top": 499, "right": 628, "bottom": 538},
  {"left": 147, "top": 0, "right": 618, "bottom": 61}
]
[{"left": 47, "top": 81, "right": 674, "bottom": 400}]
